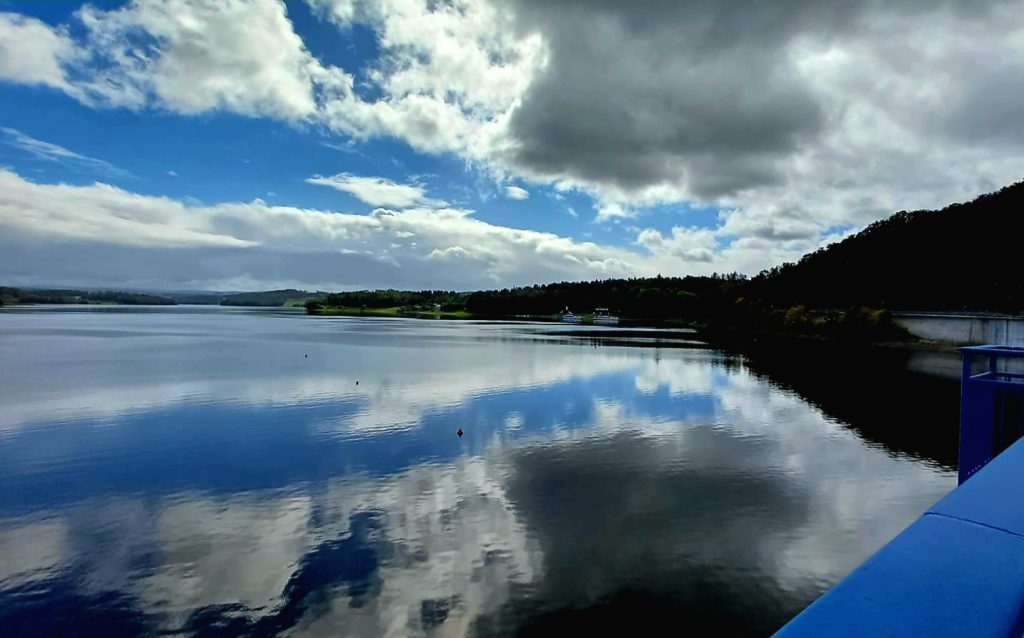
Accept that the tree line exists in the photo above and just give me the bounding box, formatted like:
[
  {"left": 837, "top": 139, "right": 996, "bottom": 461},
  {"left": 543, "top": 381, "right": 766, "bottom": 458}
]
[
  {"left": 0, "top": 287, "right": 176, "bottom": 305},
  {"left": 304, "top": 179, "right": 1024, "bottom": 338}
]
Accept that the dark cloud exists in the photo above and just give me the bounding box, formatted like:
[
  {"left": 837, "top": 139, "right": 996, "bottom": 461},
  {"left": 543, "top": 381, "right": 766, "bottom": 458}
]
[
  {"left": 503, "top": 0, "right": 848, "bottom": 198},
  {"left": 503, "top": 0, "right": 1024, "bottom": 202}
]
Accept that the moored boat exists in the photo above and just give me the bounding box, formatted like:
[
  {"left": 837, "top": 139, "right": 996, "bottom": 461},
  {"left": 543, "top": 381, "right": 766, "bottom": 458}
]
[{"left": 593, "top": 307, "right": 619, "bottom": 325}]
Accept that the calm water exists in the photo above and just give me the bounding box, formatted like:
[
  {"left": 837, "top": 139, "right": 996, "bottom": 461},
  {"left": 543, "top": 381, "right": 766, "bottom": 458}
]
[{"left": 0, "top": 307, "right": 957, "bottom": 636}]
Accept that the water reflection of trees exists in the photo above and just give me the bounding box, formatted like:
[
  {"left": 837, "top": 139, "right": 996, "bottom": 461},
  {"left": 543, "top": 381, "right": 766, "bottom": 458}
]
[{"left": 734, "top": 340, "right": 960, "bottom": 468}]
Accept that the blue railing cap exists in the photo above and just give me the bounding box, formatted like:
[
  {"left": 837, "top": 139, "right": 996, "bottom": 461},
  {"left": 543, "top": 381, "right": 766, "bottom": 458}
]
[{"left": 960, "top": 345, "right": 1024, "bottom": 356}]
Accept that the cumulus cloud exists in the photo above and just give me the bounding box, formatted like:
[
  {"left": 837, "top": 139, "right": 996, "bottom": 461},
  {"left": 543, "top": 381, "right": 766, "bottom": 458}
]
[
  {"left": 15, "top": 0, "right": 355, "bottom": 118},
  {"left": 314, "top": 0, "right": 1024, "bottom": 269},
  {"left": 0, "top": 169, "right": 651, "bottom": 290},
  {"left": 638, "top": 227, "right": 719, "bottom": 264},
  {"left": 307, "top": 173, "right": 447, "bottom": 208},
  {"left": 505, "top": 185, "right": 529, "bottom": 200},
  {"left": 0, "top": 12, "right": 76, "bottom": 91},
  {"left": 311, "top": 0, "right": 543, "bottom": 155},
  {"left": 3, "top": 0, "right": 1024, "bottom": 276},
  {"left": 594, "top": 202, "right": 634, "bottom": 222}
]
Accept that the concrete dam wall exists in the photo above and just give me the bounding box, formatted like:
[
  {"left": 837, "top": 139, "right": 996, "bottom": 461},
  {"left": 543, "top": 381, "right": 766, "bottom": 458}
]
[{"left": 893, "top": 313, "right": 1024, "bottom": 346}]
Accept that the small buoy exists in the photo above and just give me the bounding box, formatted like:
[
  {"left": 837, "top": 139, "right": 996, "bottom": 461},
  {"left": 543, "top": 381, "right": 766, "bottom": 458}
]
[
  {"left": 356, "top": 380, "right": 359, "bottom": 385},
  {"left": 456, "top": 428, "right": 464, "bottom": 438},
  {"left": 304, "top": 354, "right": 308, "bottom": 358}
]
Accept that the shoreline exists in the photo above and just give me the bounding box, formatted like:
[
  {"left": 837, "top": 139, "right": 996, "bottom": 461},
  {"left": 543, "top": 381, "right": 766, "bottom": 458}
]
[{"left": 307, "top": 305, "right": 967, "bottom": 354}]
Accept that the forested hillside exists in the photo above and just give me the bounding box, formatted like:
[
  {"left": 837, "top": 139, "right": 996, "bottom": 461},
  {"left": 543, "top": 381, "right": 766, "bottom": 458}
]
[{"left": 749, "top": 181, "right": 1024, "bottom": 312}]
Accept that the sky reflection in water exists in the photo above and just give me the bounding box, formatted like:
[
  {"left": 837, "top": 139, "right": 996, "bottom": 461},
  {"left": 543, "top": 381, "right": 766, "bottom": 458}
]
[{"left": 0, "top": 307, "right": 955, "bottom": 636}]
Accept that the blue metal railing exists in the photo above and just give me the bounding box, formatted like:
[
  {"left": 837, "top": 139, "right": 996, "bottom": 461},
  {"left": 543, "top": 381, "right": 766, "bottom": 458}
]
[{"left": 959, "top": 345, "right": 1024, "bottom": 483}]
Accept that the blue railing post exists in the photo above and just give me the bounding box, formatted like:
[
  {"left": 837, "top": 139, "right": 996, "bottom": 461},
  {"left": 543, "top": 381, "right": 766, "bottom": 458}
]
[{"left": 958, "top": 346, "right": 1024, "bottom": 484}]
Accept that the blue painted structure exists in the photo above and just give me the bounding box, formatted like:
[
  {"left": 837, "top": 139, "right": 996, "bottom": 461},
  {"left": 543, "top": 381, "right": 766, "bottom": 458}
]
[
  {"left": 959, "top": 345, "right": 1024, "bottom": 483},
  {"left": 776, "top": 345, "right": 1024, "bottom": 637}
]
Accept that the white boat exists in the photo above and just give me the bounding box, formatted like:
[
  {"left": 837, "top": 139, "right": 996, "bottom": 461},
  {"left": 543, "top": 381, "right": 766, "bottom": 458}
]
[
  {"left": 562, "top": 308, "right": 583, "bottom": 323},
  {"left": 593, "top": 307, "right": 619, "bottom": 325}
]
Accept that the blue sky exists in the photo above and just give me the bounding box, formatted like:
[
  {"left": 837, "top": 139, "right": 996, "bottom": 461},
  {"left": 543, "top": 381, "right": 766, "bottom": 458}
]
[{"left": 0, "top": 0, "right": 1021, "bottom": 291}]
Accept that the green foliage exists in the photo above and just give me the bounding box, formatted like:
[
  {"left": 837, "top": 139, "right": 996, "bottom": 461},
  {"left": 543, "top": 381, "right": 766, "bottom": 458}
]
[
  {"left": 220, "top": 289, "right": 316, "bottom": 307},
  {"left": 2, "top": 288, "right": 176, "bottom": 305},
  {"left": 783, "top": 304, "right": 811, "bottom": 328},
  {"left": 463, "top": 275, "right": 746, "bottom": 319},
  {"left": 747, "top": 180, "right": 1024, "bottom": 312},
  {"left": 314, "top": 289, "right": 466, "bottom": 311}
]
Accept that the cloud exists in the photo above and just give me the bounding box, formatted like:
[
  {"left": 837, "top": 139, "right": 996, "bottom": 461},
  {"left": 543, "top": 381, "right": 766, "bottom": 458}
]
[
  {"left": 311, "top": 0, "right": 543, "bottom": 154},
  {"left": 307, "top": 173, "right": 447, "bottom": 208},
  {"left": 1, "top": 128, "right": 131, "bottom": 178},
  {"left": 4, "top": 1, "right": 1024, "bottom": 276},
  {"left": 57, "top": 0, "right": 353, "bottom": 118},
  {"left": 0, "top": 12, "right": 75, "bottom": 91},
  {"left": 0, "top": 169, "right": 650, "bottom": 290},
  {"left": 320, "top": 140, "right": 361, "bottom": 154},
  {"left": 310, "top": 0, "right": 1024, "bottom": 271},
  {"left": 594, "top": 202, "right": 633, "bottom": 222},
  {"left": 505, "top": 185, "right": 529, "bottom": 200},
  {"left": 638, "top": 227, "right": 718, "bottom": 263}
]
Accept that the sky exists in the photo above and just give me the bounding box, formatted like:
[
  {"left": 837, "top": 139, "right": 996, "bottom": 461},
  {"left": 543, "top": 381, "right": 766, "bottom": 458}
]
[{"left": 0, "top": 0, "right": 1022, "bottom": 292}]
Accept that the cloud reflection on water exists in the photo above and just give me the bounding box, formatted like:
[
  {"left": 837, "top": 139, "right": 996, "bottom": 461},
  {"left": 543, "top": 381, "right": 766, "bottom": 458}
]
[{"left": 0, "top": 312, "right": 955, "bottom": 636}]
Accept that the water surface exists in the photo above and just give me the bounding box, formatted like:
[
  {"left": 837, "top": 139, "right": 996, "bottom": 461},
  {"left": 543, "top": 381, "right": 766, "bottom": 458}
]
[{"left": 0, "top": 306, "right": 957, "bottom": 636}]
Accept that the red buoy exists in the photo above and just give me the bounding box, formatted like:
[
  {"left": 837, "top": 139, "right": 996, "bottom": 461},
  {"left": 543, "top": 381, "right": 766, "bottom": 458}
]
[{"left": 456, "top": 428, "right": 464, "bottom": 438}]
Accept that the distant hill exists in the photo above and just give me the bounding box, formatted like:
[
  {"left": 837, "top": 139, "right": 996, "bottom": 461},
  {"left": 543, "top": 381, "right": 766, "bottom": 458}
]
[
  {"left": 160, "top": 291, "right": 223, "bottom": 305},
  {"left": 0, "top": 287, "right": 176, "bottom": 306},
  {"left": 220, "top": 289, "right": 316, "bottom": 307},
  {"left": 749, "top": 181, "right": 1024, "bottom": 313}
]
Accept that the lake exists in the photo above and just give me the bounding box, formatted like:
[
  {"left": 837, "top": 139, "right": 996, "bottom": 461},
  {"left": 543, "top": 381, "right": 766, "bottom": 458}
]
[{"left": 0, "top": 306, "right": 958, "bottom": 636}]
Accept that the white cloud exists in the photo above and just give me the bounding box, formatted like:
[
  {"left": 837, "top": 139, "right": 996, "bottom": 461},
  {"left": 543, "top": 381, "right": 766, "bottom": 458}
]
[
  {"left": 307, "top": 173, "right": 447, "bottom": 208},
  {"left": 505, "top": 185, "right": 529, "bottom": 200},
  {"left": 309, "top": 0, "right": 1024, "bottom": 272},
  {"left": 68, "top": 0, "right": 354, "bottom": 118},
  {"left": 0, "top": 169, "right": 256, "bottom": 249},
  {"left": 311, "top": 0, "right": 544, "bottom": 157},
  {"left": 594, "top": 202, "right": 633, "bottom": 222},
  {"left": 1, "top": 127, "right": 131, "bottom": 178},
  {"left": 0, "top": 12, "right": 75, "bottom": 91},
  {"left": 0, "top": 169, "right": 651, "bottom": 290},
  {"left": 320, "top": 140, "right": 361, "bottom": 154},
  {"left": 3, "top": 1, "right": 1024, "bottom": 276},
  {"left": 638, "top": 227, "right": 718, "bottom": 264}
]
